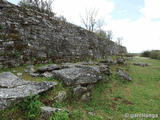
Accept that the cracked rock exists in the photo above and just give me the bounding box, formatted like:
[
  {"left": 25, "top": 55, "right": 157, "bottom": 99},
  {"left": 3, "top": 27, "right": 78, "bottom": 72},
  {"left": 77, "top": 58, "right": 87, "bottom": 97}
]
[{"left": 0, "top": 72, "right": 57, "bottom": 110}]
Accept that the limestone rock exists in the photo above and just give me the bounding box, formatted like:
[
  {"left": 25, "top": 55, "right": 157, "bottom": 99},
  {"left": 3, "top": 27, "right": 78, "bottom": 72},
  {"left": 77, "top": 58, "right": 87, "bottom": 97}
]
[
  {"left": 41, "top": 106, "right": 64, "bottom": 120},
  {"left": 54, "top": 91, "right": 67, "bottom": 102},
  {"left": 29, "top": 72, "right": 40, "bottom": 77},
  {"left": 116, "top": 58, "right": 125, "bottom": 65},
  {"left": 0, "top": 1, "right": 127, "bottom": 69},
  {"left": 81, "top": 92, "right": 92, "bottom": 101},
  {"left": 117, "top": 70, "right": 132, "bottom": 81},
  {"left": 52, "top": 65, "right": 102, "bottom": 86},
  {"left": 133, "top": 62, "right": 149, "bottom": 67},
  {"left": 41, "top": 72, "right": 53, "bottom": 78},
  {"left": 25, "top": 65, "right": 35, "bottom": 73},
  {"left": 35, "top": 64, "right": 61, "bottom": 73},
  {"left": 0, "top": 72, "right": 57, "bottom": 110},
  {"left": 73, "top": 85, "right": 87, "bottom": 96}
]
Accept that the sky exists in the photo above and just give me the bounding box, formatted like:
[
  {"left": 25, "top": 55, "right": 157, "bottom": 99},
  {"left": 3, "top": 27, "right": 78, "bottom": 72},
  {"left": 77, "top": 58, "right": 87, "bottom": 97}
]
[{"left": 8, "top": 0, "right": 160, "bottom": 53}]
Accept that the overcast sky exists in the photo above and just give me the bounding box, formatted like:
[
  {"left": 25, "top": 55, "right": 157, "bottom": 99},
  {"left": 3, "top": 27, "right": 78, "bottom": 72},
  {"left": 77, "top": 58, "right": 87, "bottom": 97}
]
[{"left": 8, "top": 0, "right": 160, "bottom": 53}]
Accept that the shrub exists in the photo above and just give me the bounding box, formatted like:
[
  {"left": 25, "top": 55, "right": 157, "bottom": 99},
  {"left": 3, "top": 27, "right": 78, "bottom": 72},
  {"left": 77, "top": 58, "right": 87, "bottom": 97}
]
[
  {"left": 150, "top": 50, "right": 159, "bottom": 59},
  {"left": 141, "top": 51, "right": 151, "bottom": 57},
  {"left": 126, "top": 53, "right": 137, "bottom": 57},
  {"left": 141, "top": 50, "right": 160, "bottom": 60},
  {"left": 19, "top": 94, "right": 43, "bottom": 120}
]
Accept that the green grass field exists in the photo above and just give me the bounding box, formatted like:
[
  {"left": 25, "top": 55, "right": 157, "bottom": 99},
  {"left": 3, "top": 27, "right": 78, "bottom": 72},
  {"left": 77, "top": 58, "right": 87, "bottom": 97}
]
[{"left": 0, "top": 56, "right": 160, "bottom": 120}]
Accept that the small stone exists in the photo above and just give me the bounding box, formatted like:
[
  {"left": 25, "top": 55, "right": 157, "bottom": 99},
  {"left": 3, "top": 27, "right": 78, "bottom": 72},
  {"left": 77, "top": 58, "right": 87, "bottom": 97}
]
[
  {"left": 30, "top": 72, "right": 40, "bottom": 77},
  {"left": 41, "top": 106, "right": 64, "bottom": 120},
  {"left": 81, "top": 92, "right": 91, "bottom": 101},
  {"left": 42, "top": 72, "right": 53, "bottom": 78},
  {"left": 116, "top": 58, "right": 125, "bottom": 65},
  {"left": 73, "top": 85, "right": 87, "bottom": 96},
  {"left": 54, "top": 91, "right": 66, "bottom": 102},
  {"left": 117, "top": 69, "right": 132, "bottom": 81},
  {"left": 17, "top": 72, "right": 22, "bottom": 76},
  {"left": 88, "top": 112, "right": 94, "bottom": 116}
]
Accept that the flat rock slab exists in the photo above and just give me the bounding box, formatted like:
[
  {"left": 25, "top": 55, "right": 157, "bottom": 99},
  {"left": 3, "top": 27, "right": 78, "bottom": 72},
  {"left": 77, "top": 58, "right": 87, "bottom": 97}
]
[
  {"left": 35, "top": 64, "right": 62, "bottom": 73},
  {"left": 0, "top": 72, "right": 57, "bottom": 110},
  {"left": 52, "top": 64, "right": 102, "bottom": 86}
]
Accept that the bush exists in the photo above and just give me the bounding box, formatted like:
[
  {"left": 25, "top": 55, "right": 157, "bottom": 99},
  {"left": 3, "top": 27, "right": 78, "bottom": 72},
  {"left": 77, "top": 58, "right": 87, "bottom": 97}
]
[
  {"left": 125, "top": 53, "right": 137, "bottom": 57},
  {"left": 19, "top": 94, "right": 43, "bottom": 120},
  {"left": 141, "top": 50, "right": 160, "bottom": 60},
  {"left": 141, "top": 51, "right": 151, "bottom": 57},
  {"left": 150, "top": 50, "right": 160, "bottom": 60}
]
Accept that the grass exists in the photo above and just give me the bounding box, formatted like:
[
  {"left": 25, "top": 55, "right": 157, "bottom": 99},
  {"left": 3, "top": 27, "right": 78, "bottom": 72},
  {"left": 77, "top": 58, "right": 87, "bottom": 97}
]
[{"left": 0, "top": 56, "right": 160, "bottom": 119}]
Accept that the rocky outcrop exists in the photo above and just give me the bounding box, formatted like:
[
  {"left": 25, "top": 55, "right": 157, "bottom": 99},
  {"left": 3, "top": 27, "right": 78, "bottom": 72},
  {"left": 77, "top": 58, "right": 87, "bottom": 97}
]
[
  {"left": 0, "top": 1, "right": 127, "bottom": 69},
  {"left": 33, "top": 63, "right": 111, "bottom": 100},
  {"left": 35, "top": 63, "right": 103, "bottom": 86},
  {"left": 0, "top": 72, "right": 57, "bottom": 110}
]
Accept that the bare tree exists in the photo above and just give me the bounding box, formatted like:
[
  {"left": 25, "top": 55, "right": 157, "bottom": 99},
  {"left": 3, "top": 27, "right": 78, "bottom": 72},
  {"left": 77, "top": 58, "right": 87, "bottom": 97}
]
[
  {"left": 117, "top": 37, "right": 123, "bottom": 46},
  {"left": 106, "top": 30, "right": 113, "bottom": 41},
  {"left": 81, "top": 8, "right": 98, "bottom": 32}
]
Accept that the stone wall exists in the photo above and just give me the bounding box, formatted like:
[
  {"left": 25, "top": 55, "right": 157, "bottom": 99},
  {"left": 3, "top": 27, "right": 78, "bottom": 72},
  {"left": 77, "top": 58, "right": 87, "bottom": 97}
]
[{"left": 0, "top": 1, "right": 127, "bottom": 69}]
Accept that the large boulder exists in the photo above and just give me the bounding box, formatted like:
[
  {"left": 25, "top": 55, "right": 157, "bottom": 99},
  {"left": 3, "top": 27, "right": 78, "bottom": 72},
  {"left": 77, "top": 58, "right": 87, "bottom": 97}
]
[
  {"left": 52, "top": 64, "right": 102, "bottom": 86},
  {"left": 0, "top": 72, "right": 57, "bottom": 110},
  {"left": 117, "top": 70, "right": 132, "bottom": 81}
]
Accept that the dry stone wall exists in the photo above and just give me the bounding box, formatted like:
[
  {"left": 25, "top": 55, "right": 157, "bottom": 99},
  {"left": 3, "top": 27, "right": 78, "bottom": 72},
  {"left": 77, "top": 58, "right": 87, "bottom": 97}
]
[{"left": 0, "top": 1, "right": 127, "bottom": 69}]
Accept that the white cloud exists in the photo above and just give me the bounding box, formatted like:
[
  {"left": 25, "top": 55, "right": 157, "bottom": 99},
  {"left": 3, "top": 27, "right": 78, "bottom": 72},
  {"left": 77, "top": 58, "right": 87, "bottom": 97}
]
[
  {"left": 141, "top": 0, "right": 160, "bottom": 20},
  {"left": 106, "top": 17, "right": 160, "bottom": 53},
  {"left": 105, "top": 0, "right": 160, "bottom": 53},
  {"left": 53, "top": 0, "right": 114, "bottom": 25}
]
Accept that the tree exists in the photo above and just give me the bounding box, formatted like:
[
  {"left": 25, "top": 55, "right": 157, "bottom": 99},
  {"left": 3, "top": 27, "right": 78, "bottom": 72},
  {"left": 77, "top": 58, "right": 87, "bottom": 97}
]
[
  {"left": 106, "top": 30, "right": 113, "bottom": 41},
  {"left": 81, "top": 8, "right": 98, "bottom": 32},
  {"left": 116, "top": 37, "right": 123, "bottom": 46}
]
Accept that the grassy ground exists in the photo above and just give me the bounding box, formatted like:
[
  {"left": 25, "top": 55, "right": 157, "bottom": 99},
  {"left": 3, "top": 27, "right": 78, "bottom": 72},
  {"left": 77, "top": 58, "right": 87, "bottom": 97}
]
[{"left": 0, "top": 56, "right": 160, "bottom": 120}]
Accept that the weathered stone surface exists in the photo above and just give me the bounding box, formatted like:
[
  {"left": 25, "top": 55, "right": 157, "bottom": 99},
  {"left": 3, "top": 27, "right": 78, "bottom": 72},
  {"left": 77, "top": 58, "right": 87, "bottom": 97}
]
[
  {"left": 29, "top": 72, "right": 40, "bottom": 77},
  {"left": 0, "top": 1, "right": 127, "bottom": 69},
  {"left": 35, "top": 64, "right": 61, "bottom": 73},
  {"left": 116, "top": 58, "right": 125, "bottom": 65},
  {"left": 73, "top": 85, "right": 88, "bottom": 96},
  {"left": 99, "top": 56, "right": 113, "bottom": 64},
  {"left": 52, "top": 65, "right": 102, "bottom": 86},
  {"left": 54, "top": 91, "right": 67, "bottom": 102},
  {"left": 81, "top": 92, "right": 92, "bottom": 101},
  {"left": 0, "top": 72, "right": 57, "bottom": 110},
  {"left": 99, "top": 64, "right": 111, "bottom": 75},
  {"left": 133, "top": 62, "right": 149, "bottom": 67},
  {"left": 117, "top": 70, "right": 132, "bottom": 81},
  {"left": 41, "top": 106, "right": 64, "bottom": 120},
  {"left": 41, "top": 72, "right": 53, "bottom": 78},
  {"left": 25, "top": 65, "right": 35, "bottom": 73}
]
